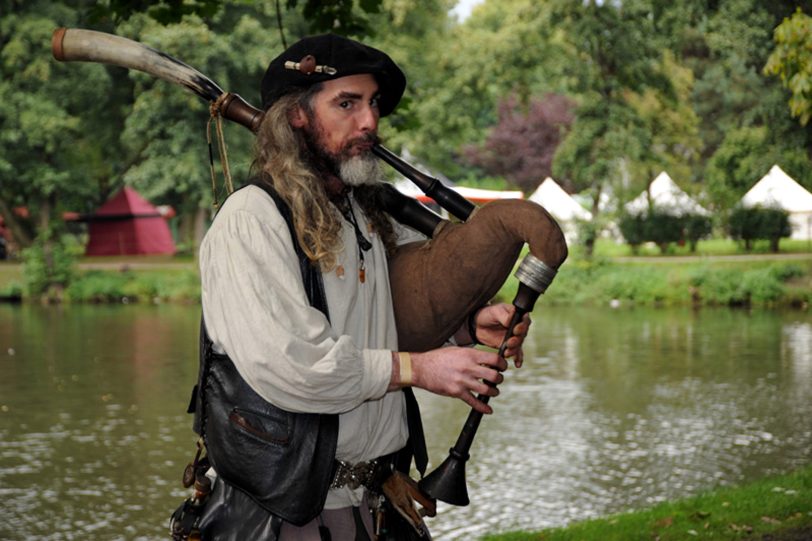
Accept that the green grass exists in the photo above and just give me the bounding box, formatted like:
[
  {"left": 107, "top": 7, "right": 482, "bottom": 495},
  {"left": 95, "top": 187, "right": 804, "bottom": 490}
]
[
  {"left": 483, "top": 465, "right": 812, "bottom": 541},
  {"left": 494, "top": 252, "right": 812, "bottom": 308},
  {"left": 588, "top": 237, "right": 812, "bottom": 258},
  {"left": 64, "top": 267, "right": 200, "bottom": 303},
  {"left": 1, "top": 245, "right": 811, "bottom": 307}
]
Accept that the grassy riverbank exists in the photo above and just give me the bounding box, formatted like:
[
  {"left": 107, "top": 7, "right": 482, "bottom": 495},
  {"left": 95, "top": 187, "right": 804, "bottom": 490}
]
[
  {"left": 1, "top": 243, "right": 811, "bottom": 307},
  {"left": 496, "top": 255, "right": 812, "bottom": 308},
  {"left": 483, "top": 464, "right": 812, "bottom": 541}
]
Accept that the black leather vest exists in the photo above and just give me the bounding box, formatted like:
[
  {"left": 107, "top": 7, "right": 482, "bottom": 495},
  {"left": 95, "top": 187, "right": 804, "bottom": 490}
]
[{"left": 190, "top": 182, "right": 338, "bottom": 526}]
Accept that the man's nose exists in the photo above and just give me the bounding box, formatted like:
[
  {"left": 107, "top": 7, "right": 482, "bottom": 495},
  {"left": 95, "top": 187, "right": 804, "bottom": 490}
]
[{"left": 357, "top": 104, "right": 379, "bottom": 132}]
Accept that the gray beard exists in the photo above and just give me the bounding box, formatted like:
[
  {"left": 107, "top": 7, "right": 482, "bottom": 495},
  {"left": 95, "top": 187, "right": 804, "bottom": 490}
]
[{"left": 338, "top": 154, "right": 382, "bottom": 187}]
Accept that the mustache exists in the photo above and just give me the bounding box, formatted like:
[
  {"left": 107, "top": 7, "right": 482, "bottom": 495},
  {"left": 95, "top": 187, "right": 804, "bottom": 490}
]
[{"left": 343, "top": 133, "right": 381, "bottom": 154}]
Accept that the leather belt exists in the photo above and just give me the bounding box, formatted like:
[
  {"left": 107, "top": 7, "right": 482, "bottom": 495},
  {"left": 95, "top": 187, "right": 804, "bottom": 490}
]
[{"left": 330, "top": 453, "right": 395, "bottom": 490}]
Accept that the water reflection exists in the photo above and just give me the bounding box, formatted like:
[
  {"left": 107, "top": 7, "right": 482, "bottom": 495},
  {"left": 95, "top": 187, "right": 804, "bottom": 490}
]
[
  {"left": 0, "top": 304, "right": 810, "bottom": 540},
  {"left": 420, "top": 307, "right": 812, "bottom": 539}
]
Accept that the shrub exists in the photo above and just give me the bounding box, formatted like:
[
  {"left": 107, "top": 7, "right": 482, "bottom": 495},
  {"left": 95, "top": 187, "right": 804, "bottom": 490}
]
[
  {"left": 21, "top": 230, "right": 81, "bottom": 301},
  {"left": 728, "top": 206, "right": 791, "bottom": 252},
  {"left": 619, "top": 211, "right": 711, "bottom": 253},
  {"left": 644, "top": 212, "right": 684, "bottom": 253},
  {"left": 684, "top": 214, "right": 713, "bottom": 251},
  {"left": 618, "top": 214, "right": 646, "bottom": 253}
]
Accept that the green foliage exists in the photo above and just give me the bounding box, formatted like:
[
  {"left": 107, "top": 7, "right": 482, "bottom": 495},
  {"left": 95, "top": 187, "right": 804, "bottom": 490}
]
[
  {"left": 683, "top": 214, "right": 713, "bottom": 251},
  {"left": 461, "top": 93, "right": 574, "bottom": 192},
  {"left": 618, "top": 214, "right": 647, "bottom": 251},
  {"left": 3, "top": 0, "right": 812, "bottom": 256},
  {"left": 550, "top": 0, "right": 678, "bottom": 204},
  {"left": 20, "top": 229, "right": 81, "bottom": 299},
  {"left": 388, "top": 0, "right": 563, "bottom": 176},
  {"left": 764, "top": 8, "right": 812, "bottom": 126},
  {"left": 705, "top": 126, "right": 811, "bottom": 209},
  {"left": 645, "top": 212, "right": 686, "bottom": 253},
  {"left": 64, "top": 268, "right": 200, "bottom": 303},
  {"left": 88, "top": 0, "right": 223, "bottom": 25},
  {"left": 497, "top": 257, "right": 810, "bottom": 309},
  {"left": 86, "top": 0, "right": 384, "bottom": 37},
  {"left": 728, "top": 206, "right": 792, "bottom": 252},
  {"left": 624, "top": 51, "right": 702, "bottom": 185},
  {"left": 618, "top": 211, "right": 711, "bottom": 254},
  {"left": 686, "top": 263, "right": 805, "bottom": 306},
  {"left": 0, "top": 2, "right": 119, "bottom": 245}
]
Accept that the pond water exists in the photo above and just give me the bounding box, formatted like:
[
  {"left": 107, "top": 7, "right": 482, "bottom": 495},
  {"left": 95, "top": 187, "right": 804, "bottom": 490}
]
[{"left": 0, "top": 303, "right": 810, "bottom": 540}]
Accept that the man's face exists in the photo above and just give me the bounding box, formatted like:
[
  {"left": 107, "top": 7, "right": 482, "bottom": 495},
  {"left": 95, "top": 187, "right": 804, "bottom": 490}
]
[{"left": 294, "top": 74, "right": 383, "bottom": 185}]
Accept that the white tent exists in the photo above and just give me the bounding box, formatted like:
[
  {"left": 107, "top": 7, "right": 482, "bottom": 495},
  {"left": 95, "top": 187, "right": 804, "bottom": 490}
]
[
  {"left": 741, "top": 165, "right": 812, "bottom": 240},
  {"left": 529, "top": 177, "right": 593, "bottom": 221},
  {"left": 625, "top": 171, "right": 709, "bottom": 216},
  {"left": 528, "top": 177, "right": 592, "bottom": 242}
]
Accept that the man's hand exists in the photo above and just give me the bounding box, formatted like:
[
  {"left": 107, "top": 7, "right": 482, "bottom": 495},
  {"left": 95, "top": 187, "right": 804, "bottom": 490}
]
[
  {"left": 392, "top": 347, "right": 507, "bottom": 414},
  {"left": 471, "top": 303, "right": 531, "bottom": 367}
]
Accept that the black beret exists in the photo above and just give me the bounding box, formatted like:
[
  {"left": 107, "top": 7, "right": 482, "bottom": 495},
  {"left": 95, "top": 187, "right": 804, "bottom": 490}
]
[{"left": 260, "top": 34, "right": 406, "bottom": 117}]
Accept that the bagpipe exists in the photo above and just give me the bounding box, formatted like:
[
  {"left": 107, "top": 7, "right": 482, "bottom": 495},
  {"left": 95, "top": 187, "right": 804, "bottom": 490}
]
[{"left": 52, "top": 28, "right": 567, "bottom": 506}]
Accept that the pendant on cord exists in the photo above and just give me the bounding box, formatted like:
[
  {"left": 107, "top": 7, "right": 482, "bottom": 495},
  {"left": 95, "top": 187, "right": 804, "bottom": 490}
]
[{"left": 340, "top": 194, "right": 372, "bottom": 285}]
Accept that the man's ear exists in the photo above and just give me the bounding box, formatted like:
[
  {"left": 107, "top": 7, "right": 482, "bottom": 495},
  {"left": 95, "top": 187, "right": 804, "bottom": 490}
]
[{"left": 288, "top": 106, "right": 307, "bottom": 128}]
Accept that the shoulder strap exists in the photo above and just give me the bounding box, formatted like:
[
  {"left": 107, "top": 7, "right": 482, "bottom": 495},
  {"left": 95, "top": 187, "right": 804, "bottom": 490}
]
[
  {"left": 190, "top": 180, "right": 331, "bottom": 424},
  {"left": 249, "top": 180, "right": 331, "bottom": 321}
]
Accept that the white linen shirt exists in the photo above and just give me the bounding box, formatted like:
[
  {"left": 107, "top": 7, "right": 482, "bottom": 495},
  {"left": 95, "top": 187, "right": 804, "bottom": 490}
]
[{"left": 199, "top": 184, "right": 417, "bottom": 508}]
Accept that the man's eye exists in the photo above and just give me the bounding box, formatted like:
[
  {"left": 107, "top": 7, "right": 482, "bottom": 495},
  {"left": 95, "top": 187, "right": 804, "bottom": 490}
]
[
  {"left": 339, "top": 101, "right": 353, "bottom": 109},
  {"left": 370, "top": 97, "right": 380, "bottom": 108}
]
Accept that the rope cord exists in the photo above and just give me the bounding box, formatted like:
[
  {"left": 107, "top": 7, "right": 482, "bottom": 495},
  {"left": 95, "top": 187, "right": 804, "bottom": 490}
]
[{"left": 207, "top": 95, "right": 235, "bottom": 208}]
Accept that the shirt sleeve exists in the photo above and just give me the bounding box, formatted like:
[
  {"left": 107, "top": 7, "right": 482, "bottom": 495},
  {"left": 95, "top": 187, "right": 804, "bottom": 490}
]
[
  {"left": 392, "top": 215, "right": 428, "bottom": 246},
  {"left": 199, "top": 190, "right": 392, "bottom": 414}
]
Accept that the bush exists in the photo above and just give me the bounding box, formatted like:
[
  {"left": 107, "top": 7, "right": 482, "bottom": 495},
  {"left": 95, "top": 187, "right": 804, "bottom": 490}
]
[
  {"left": 618, "top": 214, "right": 647, "bottom": 253},
  {"left": 728, "top": 206, "right": 791, "bottom": 252},
  {"left": 21, "top": 230, "right": 81, "bottom": 301},
  {"left": 684, "top": 214, "right": 713, "bottom": 251},
  {"left": 619, "top": 211, "right": 712, "bottom": 253},
  {"left": 686, "top": 263, "right": 802, "bottom": 306},
  {"left": 64, "top": 268, "right": 200, "bottom": 303},
  {"left": 644, "top": 212, "right": 684, "bottom": 253}
]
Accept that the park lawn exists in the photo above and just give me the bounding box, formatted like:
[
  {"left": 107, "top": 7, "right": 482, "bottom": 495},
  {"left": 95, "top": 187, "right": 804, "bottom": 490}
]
[
  {"left": 2, "top": 247, "right": 811, "bottom": 307},
  {"left": 483, "top": 465, "right": 812, "bottom": 541},
  {"left": 589, "top": 237, "right": 812, "bottom": 258}
]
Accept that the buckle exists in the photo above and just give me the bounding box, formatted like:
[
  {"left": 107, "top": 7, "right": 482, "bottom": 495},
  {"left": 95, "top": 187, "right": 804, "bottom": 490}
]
[{"left": 331, "top": 459, "right": 378, "bottom": 490}]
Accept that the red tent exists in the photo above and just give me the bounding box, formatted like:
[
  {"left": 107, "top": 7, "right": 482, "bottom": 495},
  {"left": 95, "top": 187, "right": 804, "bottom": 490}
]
[{"left": 85, "top": 187, "right": 176, "bottom": 256}]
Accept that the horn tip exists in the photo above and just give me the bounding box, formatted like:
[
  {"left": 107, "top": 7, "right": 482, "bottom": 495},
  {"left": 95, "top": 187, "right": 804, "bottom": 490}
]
[{"left": 52, "top": 28, "right": 67, "bottom": 61}]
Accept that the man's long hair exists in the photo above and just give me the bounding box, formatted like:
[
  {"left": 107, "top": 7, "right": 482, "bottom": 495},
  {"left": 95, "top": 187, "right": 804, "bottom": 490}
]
[{"left": 251, "top": 90, "right": 396, "bottom": 271}]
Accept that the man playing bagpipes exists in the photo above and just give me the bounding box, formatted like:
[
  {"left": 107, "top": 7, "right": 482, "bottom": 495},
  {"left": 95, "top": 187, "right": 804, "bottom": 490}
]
[{"left": 180, "top": 34, "right": 532, "bottom": 541}]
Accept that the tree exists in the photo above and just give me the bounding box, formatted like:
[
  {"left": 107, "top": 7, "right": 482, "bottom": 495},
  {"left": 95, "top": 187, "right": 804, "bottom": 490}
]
[
  {"left": 764, "top": 8, "right": 812, "bottom": 127},
  {"left": 706, "top": 126, "right": 812, "bottom": 210},
  {"left": 88, "top": 0, "right": 385, "bottom": 41},
  {"left": 551, "top": 0, "right": 676, "bottom": 218},
  {"left": 728, "top": 206, "right": 791, "bottom": 252},
  {"left": 393, "top": 0, "right": 566, "bottom": 177},
  {"left": 0, "top": 2, "right": 122, "bottom": 252},
  {"left": 114, "top": 10, "right": 277, "bottom": 248},
  {"left": 460, "top": 93, "right": 574, "bottom": 192}
]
